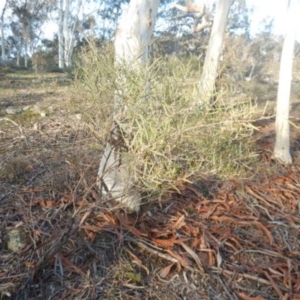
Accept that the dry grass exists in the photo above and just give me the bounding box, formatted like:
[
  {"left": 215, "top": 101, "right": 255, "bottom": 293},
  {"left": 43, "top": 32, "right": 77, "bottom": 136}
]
[{"left": 0, "top": 57, "right": 300, "bottom": 300}]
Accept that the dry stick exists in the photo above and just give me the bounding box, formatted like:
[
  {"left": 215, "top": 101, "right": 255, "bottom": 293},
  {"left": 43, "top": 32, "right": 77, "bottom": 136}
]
[{"left": 211, "top": 267, "right": 271, "bottom": 286}]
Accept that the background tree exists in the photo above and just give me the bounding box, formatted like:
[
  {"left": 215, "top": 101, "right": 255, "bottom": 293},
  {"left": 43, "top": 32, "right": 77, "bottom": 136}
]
[
  {"left": 9, "top": 0, "right": 55, "bottom": 67},
  {"left": 273, "top": 0, "right": 299, "bottom": 164},
  {"left": 198, "top": 0, "right": 234, "bottom": 105},
  {"left": 1, "top": 0, "right": 8, "bottom": 60}
]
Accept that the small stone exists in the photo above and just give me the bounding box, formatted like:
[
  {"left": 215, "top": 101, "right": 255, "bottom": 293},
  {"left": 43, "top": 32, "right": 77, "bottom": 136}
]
[
  {"left": 5, "top": 107, "right": 23, "bottom": 114},
  {"left": 5, "top": 229, "right": 27, "bottom": 252}
]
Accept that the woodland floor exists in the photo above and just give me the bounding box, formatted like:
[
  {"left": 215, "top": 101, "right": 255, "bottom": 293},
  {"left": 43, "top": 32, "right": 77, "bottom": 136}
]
[{"left": 1, "top": 67, "right": 300, "bottom": 300}]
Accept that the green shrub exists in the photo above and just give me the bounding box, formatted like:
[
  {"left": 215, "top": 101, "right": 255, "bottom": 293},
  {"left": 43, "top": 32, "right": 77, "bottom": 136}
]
[{"left": 71, "top": 43, "right": 258, "bottom": 197}]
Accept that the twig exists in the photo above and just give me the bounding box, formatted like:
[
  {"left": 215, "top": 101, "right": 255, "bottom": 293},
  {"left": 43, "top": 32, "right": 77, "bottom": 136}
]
[{"left": 212, "top": 267, "right": 271, "bottom": 286}]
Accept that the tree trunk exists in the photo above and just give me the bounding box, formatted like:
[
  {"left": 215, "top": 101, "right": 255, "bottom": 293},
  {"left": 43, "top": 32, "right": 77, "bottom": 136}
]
[
  {"left": 97, "top": 0, "right": 159, "bottom": 212},
  {"left": 16, "top": 42, "right": 20, "bottom": 66},
  {"left": 273, "top": 0, "right": 299, "bottom": 164},
  {"left": 24, "top": 40, "right": 28, "bottom": 68},
  {"left": 63, "top": 0, "right": 70, "bottom": 68},
  {"left": 58, "top": 0, "right": 64, "bottom": 69},
  {"left": 198, "top": 0, "right": 233, "bottom": 105},
  {"left": 1, "top": 0, "right": 7, "bottom": 61},
  {"left": 66, "top": 0, "right": 82, "bottom": 68}
]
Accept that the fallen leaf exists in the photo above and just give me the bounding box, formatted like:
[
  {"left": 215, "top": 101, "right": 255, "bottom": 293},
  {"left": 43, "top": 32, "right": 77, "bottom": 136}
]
[
  {"left": 237, "top": 293, "right": 266, "bottom": 300},
  {"left": 80, "top": 225, "right": 102, "bottom": 232},
  {"left": 181, "top": 242, "right": 203, "bottom": 271},
  {"left": 126, "top": 249, "right": 149, "bottom": 275},
  {"left": 35, "top": 200, "right": 57, "bottom": 207},
  {"left": 166, "top": 249, "right": 189, "bottom": 267},
  {"left": 159, "top": 263, "right": 175, "bottom": 278},
  {"left": 55, "top": 254, "right": 85, "bottom": 276}
]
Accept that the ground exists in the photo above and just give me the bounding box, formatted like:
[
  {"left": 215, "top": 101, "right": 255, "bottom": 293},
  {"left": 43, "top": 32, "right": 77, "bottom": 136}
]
[{"left": 0, "top": 66, "right": 300, "bottom": 300}]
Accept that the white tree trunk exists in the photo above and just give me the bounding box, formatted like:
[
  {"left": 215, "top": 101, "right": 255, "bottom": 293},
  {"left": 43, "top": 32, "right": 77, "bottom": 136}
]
[
  {"left": 16, "top": 42, "right": 20, "bottom": 66},
  {"left": 63, "top": 0, "right": 70, "bottom": 67},
  {"left": 58, "top": 0, "right": 64, "bottom": 69},
  {"left": 0, "top": 22, "right": 5, "bottom": 60},
  {"left": 24, "top": 40, "right": 28, "bottom": 68},
  {"left": 0, "top": 0, "right": 7, "bottom": 61},
  {"left": 198, "top": 0, "right": 233, "bottom": 105},
  {"left": 274, "top": 0, "right": 299, "bottom": 164},
  {"left": 97, "top": 0, "right": 159, "bottom": 212},
  {"left": 66, "top": 0, "right": 82, "bottom": 67}
]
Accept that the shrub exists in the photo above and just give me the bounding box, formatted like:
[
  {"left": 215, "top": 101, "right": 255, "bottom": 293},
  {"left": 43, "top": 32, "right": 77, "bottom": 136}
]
[{"left": 71, "top": 43, "right": 258, "bottom": 198}]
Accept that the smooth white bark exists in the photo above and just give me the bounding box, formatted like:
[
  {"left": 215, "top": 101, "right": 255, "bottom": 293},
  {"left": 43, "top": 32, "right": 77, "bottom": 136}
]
[
  {"left": 1, "top": 0, "right": 7, "bottom": 60},
  {"left": 63, "top": 0, "right": 70, "bottom": 67},
  {"left": 98, "top": 0, "right": 159, "bottom": 212},
  {"left": 199, "top": 0, "right": 233, "bottom": 105},
  {"left": 58, "top": 0, "right": 64, "bottom": 69},
  {"left": 274, "top": 0, "right": 299, "bottom": 164}
]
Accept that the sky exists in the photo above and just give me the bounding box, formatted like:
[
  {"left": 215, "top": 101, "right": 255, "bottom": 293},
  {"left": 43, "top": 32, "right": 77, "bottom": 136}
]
[{"left": 247, "top": 0, "right": 292, "bottom": 36}]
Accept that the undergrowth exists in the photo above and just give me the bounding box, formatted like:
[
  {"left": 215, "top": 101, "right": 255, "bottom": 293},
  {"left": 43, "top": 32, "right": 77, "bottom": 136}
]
[{"left": 70, "top": 44, "right": 259, "bottom": 197}]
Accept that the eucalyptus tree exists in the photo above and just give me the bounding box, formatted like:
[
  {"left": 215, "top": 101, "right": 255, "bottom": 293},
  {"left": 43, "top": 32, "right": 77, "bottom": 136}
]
[
  {"left": 274, "top": 0, "right": 300, "bottom": 164},
  {"left": 0, "top": 0, "right": 8, "bottom": 60},
  {"left": 198, "top": 0, "right": 234, "bottom": 105},
  {"left": 171, "top": 0, "right": 234, "bottom": 105},
  {"left": 98, "top": 0, "right": 160, "bottom": 212},
  {"left": 97, "top": 0, "right": 236, "bottom": 212},
  {"left": 10, "top": 22, "right": 22, "bottom": 65},
  {"left": 8, "top": 0, "right": 55, "bottom": 67}
]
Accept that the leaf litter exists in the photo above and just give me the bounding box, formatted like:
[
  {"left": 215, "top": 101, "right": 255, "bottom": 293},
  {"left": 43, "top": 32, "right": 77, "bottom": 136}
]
[{"left": 1, "top": 72, "right": 300, "bottom": 299}]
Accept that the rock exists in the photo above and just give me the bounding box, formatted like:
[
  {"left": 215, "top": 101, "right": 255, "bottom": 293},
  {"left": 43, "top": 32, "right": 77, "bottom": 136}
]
[
  {"left": 5, "top": 228, "right": 28, "bottom": 252},
  {"left": 5, "top": 107, "right": 23, "bottom": 114}
]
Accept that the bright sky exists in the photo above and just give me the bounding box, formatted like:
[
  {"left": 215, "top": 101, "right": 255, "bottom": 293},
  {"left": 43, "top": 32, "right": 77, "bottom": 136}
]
[{"left": 248, "top": 0, "right": 291, "bottom": 36}]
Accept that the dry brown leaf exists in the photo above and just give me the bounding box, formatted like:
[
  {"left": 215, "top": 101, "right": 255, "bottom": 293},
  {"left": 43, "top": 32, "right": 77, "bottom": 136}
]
[
  {"left": 181, "top": 242, "right": 203, "bottom": 271},
  {"left": 170, "top": 214, "right": 185, "bottom": 229},
  {"left": 76, "top": 200, "right": 89, "bottom": 206},
  {"left": 24, "top": 261, "right": 36, "bottom": 268},
  {"left": 0, "top": 271, "right": 7, "bottom": 278},
  {"left": 237, "top": 293, "right": 266, "bottom": 300},
  {"left": 159, "top": 263, "right": 175, "bottom": 278},
  {"left": 35, "top": 200, "right": 57, "bottom": 207},
  {"left": 86, "top": 231, "right": 96, "bottom": 243},
  {"left": 126, "top": 249, "right": 149, "bottom": 275},
  {"left": 166, "top": 249, "right": 189, "bottom": 267},
  {"left": 80, "top": 225, "right": 102, "bottom": 232},
  {"left": 152, "top": 236, "right": 177, "bottom": 248},
  {"left": 117, "top": 214, "right": 146, "bottom": 238},
  {"left": 103, "top": 212, "right": 118, "bottom": 224},
  {"left": 62, "top": 194, "right": 72, "bottom": 203},
  {"left": 250, "top": 221, "right": 274, "bottom": 244},
  {"left": 55, "top": 254, "right": 85, "bottom": 276}
]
